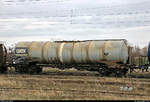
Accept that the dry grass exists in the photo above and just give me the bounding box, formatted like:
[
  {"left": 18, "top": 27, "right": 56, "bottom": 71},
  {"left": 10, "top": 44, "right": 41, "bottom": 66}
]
[{"left": 0, "top": 67, "right": 150, "bottom": 100}]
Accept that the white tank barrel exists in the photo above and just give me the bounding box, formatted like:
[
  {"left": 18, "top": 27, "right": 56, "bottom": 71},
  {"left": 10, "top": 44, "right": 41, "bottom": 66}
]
[{"left": 15, "top": 39, "right": 129, "bottom": 64}]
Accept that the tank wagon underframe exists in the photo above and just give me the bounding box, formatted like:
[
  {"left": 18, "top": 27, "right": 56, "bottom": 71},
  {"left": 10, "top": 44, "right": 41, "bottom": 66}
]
[{"left": 13, "top": 39, "right": 129, "bottom": 76}]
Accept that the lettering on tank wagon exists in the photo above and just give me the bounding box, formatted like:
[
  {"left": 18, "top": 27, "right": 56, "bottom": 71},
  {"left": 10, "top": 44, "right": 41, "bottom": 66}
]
[{"left": 15, "top": 48, "right": 28, "bottom": 54}]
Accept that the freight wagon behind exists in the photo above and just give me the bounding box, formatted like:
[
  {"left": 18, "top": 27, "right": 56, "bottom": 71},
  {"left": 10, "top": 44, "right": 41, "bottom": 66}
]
[
  {"left": 131, "top": 56, "right": 149, "bottom": 66},
  {"left": 129, "top": 42, "right": 150, "bottom": 72},
  {"left": 0, "top": 44, "right": 7, "bottom": 73},
  {"left": 13, "top": 39, "right": 130, "bottom": 76},
  {"left": 148, "top": 42, "right": 150, "bottom": 65},
  {"left": 130, "top": 56, "right": 149, "bottom": 72}
]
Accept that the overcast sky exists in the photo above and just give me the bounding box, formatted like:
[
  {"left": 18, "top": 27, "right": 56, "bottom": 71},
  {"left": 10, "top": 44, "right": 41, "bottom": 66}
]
[{"left": 0, "top": 0, "right": 150, "bottom": 48}]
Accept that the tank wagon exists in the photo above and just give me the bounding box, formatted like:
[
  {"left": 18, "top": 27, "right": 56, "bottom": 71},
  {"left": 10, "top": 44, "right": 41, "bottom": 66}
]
[
  {"left": 13, "top": 39, "right": 129, "bottom": 76},
  {"left": 0, "top": 44, "right": 7, "bottom": 73}
]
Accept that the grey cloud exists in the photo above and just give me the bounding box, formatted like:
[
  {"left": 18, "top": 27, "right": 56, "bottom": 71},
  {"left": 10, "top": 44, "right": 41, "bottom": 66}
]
[{"left": 0, "top": 0, "right": 150, "bottom": 47}]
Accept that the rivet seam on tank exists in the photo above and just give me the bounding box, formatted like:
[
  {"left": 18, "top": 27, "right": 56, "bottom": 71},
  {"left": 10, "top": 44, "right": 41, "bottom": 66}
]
[
  {"left": 58, "top": 43, "right": 65, "bottom": 64},
  {"left": 71, "top": 42, "right": 75, "bottom": 63},
  {"left": 86, "top": 42, "right": 90, "bottom": 63},
  {"left": 69, "top": 43, "right": 74, "bottom": 64},
  {"left": 125, "top": 41, "right": 129, "bottom": 63},
  {"left": 103, "top": 41, "right": 107, "bottom": 60},
  {"left": 28, "top": 41, "right": 35, "bottom": 57},
  {"left": 120, "top": 41, "right": 124, "bottom": 62},
  {"left": 42, "top": 41, "right": 49, "bottom": 62},
  {"left": 87, "top": 41, "right": 93, "bottom": 63}
]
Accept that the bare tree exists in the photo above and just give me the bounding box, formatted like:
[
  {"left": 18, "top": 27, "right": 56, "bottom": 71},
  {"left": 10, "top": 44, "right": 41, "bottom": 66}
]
[
  {"left": 132, "top": 45, "right": 141, "bottom": 57},
  {"left": 141, "top": 46, "right": 148, "bottom": 56}
]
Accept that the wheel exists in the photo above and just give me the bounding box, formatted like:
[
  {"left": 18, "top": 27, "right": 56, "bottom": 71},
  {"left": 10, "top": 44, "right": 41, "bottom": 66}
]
[
  {"left": 130, "top": 68, "right": 134, "bottom": 73},
  {"left": 15, "top": 66, "right": 19, "bottom": 73},
  {"left": 115, "top": 70, "right": 122, "bottom": 77},
  {"left": 28, "top": 65, "right": 37, "bottom": 74},
  {"left": 0, "top": 66, "right": 7, "bottom": 73},
  {"left": 36, "top": 66, "right": 42, "bottom": 74},
  {"left": 114, "top": 69, "right": 126, "bottom": 77},
  {"left": 98, "top": 68, "right": 109, "bottom": 77},
  {"left": 28, "top": 65, "right": 42, "bottom": 74},
  {"left": 15, "top": 65, "right": 25, "bottom": 73}
]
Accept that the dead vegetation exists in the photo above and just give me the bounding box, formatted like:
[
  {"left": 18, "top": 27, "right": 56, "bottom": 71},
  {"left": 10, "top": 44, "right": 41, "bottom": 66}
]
[{"left": 0, "top": 67, "right": 150, "bottom": 100}]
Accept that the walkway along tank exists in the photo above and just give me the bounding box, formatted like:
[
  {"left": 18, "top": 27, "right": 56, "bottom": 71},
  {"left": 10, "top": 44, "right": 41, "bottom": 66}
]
[
  {"left": 13, "top": 39, "right": 129, "bottom": 76},
  {"left": 0, "top": 44, "right": 7, "bottom": 73}
]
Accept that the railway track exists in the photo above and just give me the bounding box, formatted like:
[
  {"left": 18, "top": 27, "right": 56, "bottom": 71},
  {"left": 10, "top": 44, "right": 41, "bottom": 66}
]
[
  {"left": 3, "top": 73, "right": 150, "bottom": 83},
  {"left": 2, "top": 75, "right": 150, "bottom": 85},
  {"left": 0, "top": 87, "right": 149, "bottom": 97},
  {"left": 6, "top": 68, "right": 150, "bottom": 79},
  {"left": 0, "top": 72, "right": 150, "bottom": 99},
  {"left": 1, "top": 76, "right": 150, "bottom": 92}
]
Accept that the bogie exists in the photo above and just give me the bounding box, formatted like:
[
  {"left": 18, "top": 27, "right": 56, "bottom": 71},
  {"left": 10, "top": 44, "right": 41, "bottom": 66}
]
[{"left": 14, "top": 65, "right": 43, "bottom": 74}]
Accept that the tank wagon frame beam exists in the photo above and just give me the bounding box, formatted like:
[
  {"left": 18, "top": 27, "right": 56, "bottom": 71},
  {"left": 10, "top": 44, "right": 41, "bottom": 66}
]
[{"left": 13, "top": 57, "right": 129, "bottom": 76}]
